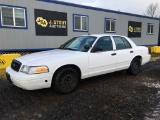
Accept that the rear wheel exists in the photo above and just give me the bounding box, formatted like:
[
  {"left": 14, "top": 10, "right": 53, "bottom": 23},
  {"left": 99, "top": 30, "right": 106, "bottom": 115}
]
[
  {"left": 53, "top": 67, "right": 79, "bottom": 94},
  {"left": 127, "top": 58, "right": 141, "bottom": 75}
]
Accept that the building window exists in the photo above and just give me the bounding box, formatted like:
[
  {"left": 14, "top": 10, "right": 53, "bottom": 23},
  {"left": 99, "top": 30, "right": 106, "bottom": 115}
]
[
  {"left": 147, "top": 23, "right": 154, "bottom": 34},
  {"left": 105, "top": 18, "right": 116, "bottom": 33},
  {"left": 0, "top": 5, "right": 27, "bottom": 28},
  {"left": 73, "top": 14, "right": 89, "bottom": 32}
]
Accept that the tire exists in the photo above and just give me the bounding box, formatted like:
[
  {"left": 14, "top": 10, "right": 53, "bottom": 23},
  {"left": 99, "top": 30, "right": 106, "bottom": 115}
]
[
  {"left": 53, "top": 67, "right": 79, "bottom": 94},
  {"left": 127, "top": 58, "right": 141, "bottom": 75}
]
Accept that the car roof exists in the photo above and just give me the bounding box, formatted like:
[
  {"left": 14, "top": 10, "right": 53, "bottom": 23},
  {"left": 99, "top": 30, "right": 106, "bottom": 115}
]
[{"left": 80, "top": 34, "right": 123, "bottom": 37}]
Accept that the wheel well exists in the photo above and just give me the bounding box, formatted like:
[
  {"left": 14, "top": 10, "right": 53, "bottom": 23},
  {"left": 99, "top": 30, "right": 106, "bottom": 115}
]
[
  {"left": 52, "top": 65, "right": 81, "bottom": 84},
  {"left": 134, "top": 56, "right": 142, "bottom": 64}
]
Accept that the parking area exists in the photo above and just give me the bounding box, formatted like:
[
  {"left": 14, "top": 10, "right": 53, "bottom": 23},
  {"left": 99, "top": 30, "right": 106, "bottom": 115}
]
[{"left": 0, "top": 59, "right": 160, "bottom": 119}]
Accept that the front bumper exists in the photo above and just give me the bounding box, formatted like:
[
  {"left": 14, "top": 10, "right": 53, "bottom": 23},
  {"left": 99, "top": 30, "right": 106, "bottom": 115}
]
[{"left": 6, "top": 67, "right": 53, "bottom": 90}]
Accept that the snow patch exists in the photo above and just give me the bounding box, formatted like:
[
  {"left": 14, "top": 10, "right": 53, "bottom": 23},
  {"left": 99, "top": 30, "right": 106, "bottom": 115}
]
[{"left": 143, "top": 82, "right": 160, "bottom": 88}]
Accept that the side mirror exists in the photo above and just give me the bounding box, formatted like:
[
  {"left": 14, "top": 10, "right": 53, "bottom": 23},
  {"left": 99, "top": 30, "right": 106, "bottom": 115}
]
[
  {"left": 84, "top": 45, "right": 90, "bottom": 50},
  {"left": 91, "top": 46, "right": 103, "bottom": 52}
]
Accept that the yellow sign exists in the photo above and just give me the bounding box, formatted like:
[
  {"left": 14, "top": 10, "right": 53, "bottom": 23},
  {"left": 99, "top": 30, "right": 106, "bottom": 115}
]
[
  {"left": 0, "top": 59, "right": 6, "bottom": 66},
  {"left": 129, "top": 26, "right": 141, "bottom": 33},
  {"left": 36, "top": 17, "right": 48, "bottom": 27},
  {"left": 134, "top": 27, "right": 141, "bottom": 32},
  {"left": 49, "top": 20, "right": 67, "bottom": 28},
  {"left": 36, "top": 17, "right": 67, "bottom": 28},
  {"left": 0, "top": 54, "right": 21, "bottom": 69},
  {"left": 128, "top": 26, "right": 133, "bottom": 32}
]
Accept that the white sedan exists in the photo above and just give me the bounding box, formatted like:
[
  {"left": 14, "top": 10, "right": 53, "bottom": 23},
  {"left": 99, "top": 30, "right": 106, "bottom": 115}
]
[{"left": 6, "top": 34, "right": 150, "bottom": 94}]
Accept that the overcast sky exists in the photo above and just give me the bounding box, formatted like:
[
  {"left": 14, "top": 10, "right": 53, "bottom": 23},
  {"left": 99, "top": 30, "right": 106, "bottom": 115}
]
[{"left": 59, "top": 0, "right": 160, "bottom": 15}]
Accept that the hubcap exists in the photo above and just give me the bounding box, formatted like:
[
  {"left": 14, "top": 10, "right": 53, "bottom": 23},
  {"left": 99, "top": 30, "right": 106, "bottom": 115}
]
[
  {"left": 64, "top": 76, "right": 72, "bottom": 85},
  {"left": 60, "top": 72, "right": 76, "bottom": 90}
]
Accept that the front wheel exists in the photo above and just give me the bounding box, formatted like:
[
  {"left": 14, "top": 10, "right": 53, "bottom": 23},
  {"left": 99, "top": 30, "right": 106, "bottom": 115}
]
[
  {"left": 52, "top": 67, "right": 79, "bottom": 94},
  {"left": 127, "top": 58, "right": 141, "bottom": 75}
]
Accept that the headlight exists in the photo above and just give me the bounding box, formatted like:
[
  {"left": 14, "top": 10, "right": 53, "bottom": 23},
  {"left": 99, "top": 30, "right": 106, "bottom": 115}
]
[
  {"left": 20, "top": 65, "right": 30, "bottom": 73},
  {"left": 20, "top": 65, "right": 49, "bottom": 74}
]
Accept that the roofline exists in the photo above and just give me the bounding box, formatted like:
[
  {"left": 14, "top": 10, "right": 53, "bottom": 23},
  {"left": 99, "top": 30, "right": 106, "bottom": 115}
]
[{"left": 37, "top": 0, "right": 160, "bottom": 20}]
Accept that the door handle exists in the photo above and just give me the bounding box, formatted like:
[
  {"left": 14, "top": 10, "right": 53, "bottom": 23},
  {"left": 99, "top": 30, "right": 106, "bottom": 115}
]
[
  {"left": 111, "top": 53, "right": 116, "bottom": 56},
  {"left": 130, "top": 51, "right": 134, "bottom": 53}
]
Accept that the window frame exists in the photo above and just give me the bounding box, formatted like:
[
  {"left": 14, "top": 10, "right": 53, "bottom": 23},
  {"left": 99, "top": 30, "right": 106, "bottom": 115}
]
[
  {"left": 0, "top": 4, "right": 28, "bottom": 29},
  {"left": 73, "top": 14, "right": 89, "bottom": 32},
  {"left": 147, "top": 23, "right": 154, "bottom": 35},
  {"left": 104, "top": 18, "right": 116, "bottom": 33}
]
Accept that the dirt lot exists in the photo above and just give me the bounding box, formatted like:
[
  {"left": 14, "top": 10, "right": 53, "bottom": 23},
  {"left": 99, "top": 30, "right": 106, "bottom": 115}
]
[{"left": 0, "top": 60, "right": 160, "bottom": 120}]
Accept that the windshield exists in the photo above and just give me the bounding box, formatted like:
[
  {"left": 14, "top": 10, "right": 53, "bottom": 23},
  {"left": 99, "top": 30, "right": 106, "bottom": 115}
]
[{"left": 60, "top": 36, "right": 97, "bottom": 52}]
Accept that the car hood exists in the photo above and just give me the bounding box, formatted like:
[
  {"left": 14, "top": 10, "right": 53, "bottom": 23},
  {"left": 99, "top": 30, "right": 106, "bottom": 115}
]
[{"left": 15, "top": 49, "right": 85, "bottom": 64}]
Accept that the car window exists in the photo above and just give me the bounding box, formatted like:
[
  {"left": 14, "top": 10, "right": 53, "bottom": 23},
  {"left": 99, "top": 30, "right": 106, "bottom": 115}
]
[
  {"left": 59, "top": 37, "right": 77, "bottom": 49},
  {"left": 113, "top": 36, "right": 131, "bottom": 50},
  {"left": 121, "top": 37, "right": 132, "bottom": 48},
  {"left": 94, "top": 36, "right": 113, "bottom": 51}
]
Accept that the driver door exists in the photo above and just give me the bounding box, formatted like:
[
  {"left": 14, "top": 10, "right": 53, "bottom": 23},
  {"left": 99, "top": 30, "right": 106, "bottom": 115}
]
[{"left": 88, "top": 36, "right": 118, "bottom": 77}]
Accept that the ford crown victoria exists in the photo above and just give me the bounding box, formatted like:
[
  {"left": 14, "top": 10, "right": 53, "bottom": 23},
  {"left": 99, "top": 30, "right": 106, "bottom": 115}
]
[{"left": 6, "top": 34, "right": 151, "bottom": 93}]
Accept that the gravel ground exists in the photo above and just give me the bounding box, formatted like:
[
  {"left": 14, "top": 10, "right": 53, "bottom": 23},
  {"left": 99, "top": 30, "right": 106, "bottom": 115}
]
[{"left": 0, "top": 60, "right": 160, "bottom": 120}]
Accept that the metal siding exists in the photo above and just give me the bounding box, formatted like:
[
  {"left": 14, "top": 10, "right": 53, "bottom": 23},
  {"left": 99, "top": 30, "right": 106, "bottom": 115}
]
[{"left": 0, "top": 0, "right": 159, "bottom": 50}]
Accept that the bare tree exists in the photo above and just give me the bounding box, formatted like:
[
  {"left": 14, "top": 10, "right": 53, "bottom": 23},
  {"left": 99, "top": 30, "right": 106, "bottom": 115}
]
[{"left": 144, "top": 2, "right": 160, "bottom": 18}]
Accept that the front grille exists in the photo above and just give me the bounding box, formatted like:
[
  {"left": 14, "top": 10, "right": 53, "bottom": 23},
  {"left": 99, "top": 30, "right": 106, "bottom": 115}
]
[{"left": 11, "top": 60, "right": 22, "bottom": 72}]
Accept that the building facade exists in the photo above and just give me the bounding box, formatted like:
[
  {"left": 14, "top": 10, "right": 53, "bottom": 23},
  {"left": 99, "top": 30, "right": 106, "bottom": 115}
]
[{"left": 0, "top": 0, "right": 159, "bottom": 51}]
